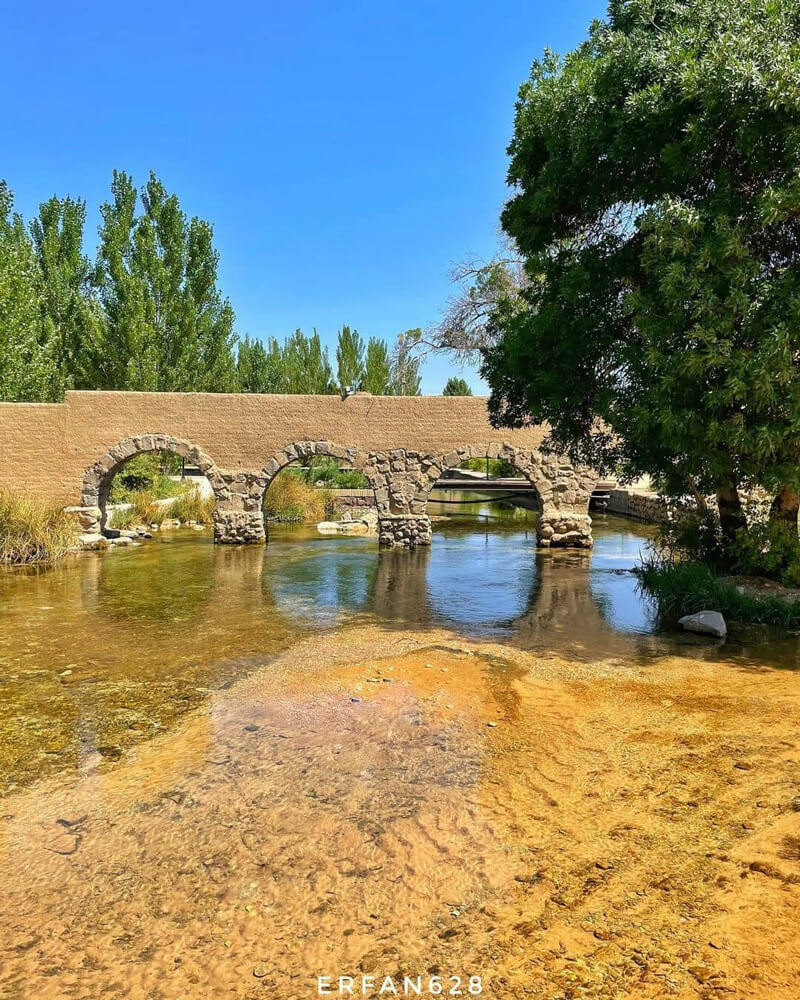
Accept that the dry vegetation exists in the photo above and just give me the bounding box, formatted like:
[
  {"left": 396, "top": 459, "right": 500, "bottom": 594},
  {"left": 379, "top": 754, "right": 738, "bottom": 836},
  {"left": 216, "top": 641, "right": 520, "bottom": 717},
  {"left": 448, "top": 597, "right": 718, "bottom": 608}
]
[{"left": 0, "top": 490, "right": 78, "bottom": 564}]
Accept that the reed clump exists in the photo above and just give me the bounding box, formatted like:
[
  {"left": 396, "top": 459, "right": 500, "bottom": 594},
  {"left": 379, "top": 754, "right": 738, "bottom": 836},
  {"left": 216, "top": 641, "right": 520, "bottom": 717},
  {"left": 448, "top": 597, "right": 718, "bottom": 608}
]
[
  {"left": 264, "top": 472, "right": 333, "bottom": 522},
  {"left": 0, "top": 490, "right": 78, "bottom": 564}
]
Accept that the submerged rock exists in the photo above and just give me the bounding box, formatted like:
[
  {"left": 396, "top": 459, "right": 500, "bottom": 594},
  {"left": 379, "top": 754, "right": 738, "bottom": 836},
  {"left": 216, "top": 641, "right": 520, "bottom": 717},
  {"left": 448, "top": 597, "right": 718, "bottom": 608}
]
[
  {"left": 678, "top": 610, "right": 727, "bottom": 638},
  {"left": 78, "top": 533, "right": 107, "bottom": 551}
]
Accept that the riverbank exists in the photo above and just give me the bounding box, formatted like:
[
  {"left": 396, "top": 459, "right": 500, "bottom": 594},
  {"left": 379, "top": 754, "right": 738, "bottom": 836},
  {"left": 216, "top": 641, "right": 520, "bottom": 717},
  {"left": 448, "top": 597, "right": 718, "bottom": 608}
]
[{"left": 2, "top": 623, "right": 798, "bottom": 999}]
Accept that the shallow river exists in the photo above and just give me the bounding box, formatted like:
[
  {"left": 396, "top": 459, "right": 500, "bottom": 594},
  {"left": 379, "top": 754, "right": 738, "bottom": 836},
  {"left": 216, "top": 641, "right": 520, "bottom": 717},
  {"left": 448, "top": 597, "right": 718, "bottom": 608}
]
[
  {"left": 2, "top": 502, "right": 800, "bottom": 999},
  {"left": 1, "top": 504, "right": 798, "bottom": 793}
]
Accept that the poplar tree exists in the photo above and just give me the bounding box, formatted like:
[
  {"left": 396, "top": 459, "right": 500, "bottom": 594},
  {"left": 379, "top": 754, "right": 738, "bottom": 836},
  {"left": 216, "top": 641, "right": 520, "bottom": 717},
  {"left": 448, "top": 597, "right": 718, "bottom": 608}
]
[
  {"left": 390, "top": 330, "right": 422, "bottom": 396},
  {"left": 336, "top": 324, "right": 366, "bottom": 391},
  {"left": 29, "top": 194, "right": 105, "bottom": 388},
  {"left": 94, "top": 170, "right": 237, "bottom": 392},
  {"left": 363, "top": 337, "right": 392, "bottom": 394},
  {"left": 0, "top": 182, "right": 62, "bottom": 401}
]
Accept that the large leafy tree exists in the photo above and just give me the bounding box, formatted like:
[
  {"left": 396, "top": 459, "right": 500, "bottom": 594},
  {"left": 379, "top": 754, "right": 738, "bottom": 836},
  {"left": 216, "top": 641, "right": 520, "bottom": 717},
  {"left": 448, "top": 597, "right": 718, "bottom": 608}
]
[
  {"left": 363, "top": 337, "right": 392, "bottom": 394},
  {"left": 0, "top": 182, "right": 62, "bottom": 401},
  {"left": 94, "top": 170, "right": 237, "bottom": 391},
  {"left": 336, "top": 324, "right": 366, "bottom": 391},
  {"left": 482, "top": 0, "right": 800, "bottom": 546}
]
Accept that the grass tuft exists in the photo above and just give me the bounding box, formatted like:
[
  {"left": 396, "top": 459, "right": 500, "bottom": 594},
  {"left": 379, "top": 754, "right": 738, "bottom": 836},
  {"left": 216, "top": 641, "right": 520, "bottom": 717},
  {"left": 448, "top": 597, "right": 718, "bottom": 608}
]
[
  {"left": 0, "top": 490, "right": 78, "bottom": 564},
  {"left": 264, "top": 472, "right": 333, "bottom": 522},
  {"left": 164, "top": 488, "right": 215, "bottom": 525},
  {"left": 636, "top": 554, "right": 800, "bottom": 627}
]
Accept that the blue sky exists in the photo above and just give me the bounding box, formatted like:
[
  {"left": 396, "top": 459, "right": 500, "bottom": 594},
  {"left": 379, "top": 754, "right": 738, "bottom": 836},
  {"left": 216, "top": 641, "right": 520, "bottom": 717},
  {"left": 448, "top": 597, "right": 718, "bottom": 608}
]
[{"left": 4, "top": 0, "right": 604, "bottom": 394}]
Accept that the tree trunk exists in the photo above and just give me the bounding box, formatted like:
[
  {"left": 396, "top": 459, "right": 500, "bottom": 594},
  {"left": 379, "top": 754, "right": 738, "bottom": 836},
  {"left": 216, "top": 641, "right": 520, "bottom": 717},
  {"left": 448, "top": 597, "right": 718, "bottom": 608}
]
[
  {"left": 769, "top": 484, "right": 800, "bottom": 534},
  {"left": 716, "top": 486, "right": 745, "bottom": 559}
]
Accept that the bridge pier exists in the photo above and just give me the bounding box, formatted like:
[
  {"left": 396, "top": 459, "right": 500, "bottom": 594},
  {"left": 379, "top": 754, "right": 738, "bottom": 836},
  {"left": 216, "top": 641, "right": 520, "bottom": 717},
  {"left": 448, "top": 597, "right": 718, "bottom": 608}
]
[
  {"left": 538, "top": 511, "right": 593, "bottom": 549},
  {"left": 378, "top": 513, "right": 432, "bottom": 548},
  {"left": 212, "top": 509, "right": 266, "bottom": 544}
]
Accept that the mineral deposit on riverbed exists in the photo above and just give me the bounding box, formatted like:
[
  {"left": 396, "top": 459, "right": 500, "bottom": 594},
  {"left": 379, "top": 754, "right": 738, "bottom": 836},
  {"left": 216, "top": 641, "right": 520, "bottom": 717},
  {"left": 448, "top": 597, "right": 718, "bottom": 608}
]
[{"left": 1, "top": 626, "right": 799, "bottom": 998}]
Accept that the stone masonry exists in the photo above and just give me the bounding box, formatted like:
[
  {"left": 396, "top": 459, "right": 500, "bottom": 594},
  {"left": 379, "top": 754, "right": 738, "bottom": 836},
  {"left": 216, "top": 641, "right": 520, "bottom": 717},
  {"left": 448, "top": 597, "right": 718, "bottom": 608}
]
[{"left": 0, "top": 391, "right": 600, "bottom": 549}]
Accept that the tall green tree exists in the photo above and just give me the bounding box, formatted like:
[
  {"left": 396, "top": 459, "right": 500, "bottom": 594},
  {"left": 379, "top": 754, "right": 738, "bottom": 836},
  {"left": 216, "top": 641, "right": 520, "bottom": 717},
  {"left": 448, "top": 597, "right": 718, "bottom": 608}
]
[
  {"left": 363, "top": 337, "right": 392, "bottom": 394},
  {"left": 237, "top": 335, "right": 284, "bottom": 393},
  {"left": 482, "top": 0, "right": 800, "bottom": 549},
  {"left": 336, "top": 324, "right": 366, "bottom": 391},
  {"left": 94, "top": 170, "right": 237, "bottom": 391},
  {"left": 390, "top": 330, "right": 422, "bottom": 396},
  {"left": 443, "top": 376, "right": 472, "bottom": 396},
  {"left": 29, "top": 195, "right": 104, "bottom": 388},
  {"left": 0, "top": 182, "right": 62, "bottom": 401},
  {"left": 281, "top": 328, "right": 335, "bottom": 393}
]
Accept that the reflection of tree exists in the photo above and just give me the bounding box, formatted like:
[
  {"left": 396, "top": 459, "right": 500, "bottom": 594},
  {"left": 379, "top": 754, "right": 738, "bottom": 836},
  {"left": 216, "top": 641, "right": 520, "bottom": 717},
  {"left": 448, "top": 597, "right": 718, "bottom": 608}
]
[{"left": 262, "top": 539, "right": 379, "bottom": 620}]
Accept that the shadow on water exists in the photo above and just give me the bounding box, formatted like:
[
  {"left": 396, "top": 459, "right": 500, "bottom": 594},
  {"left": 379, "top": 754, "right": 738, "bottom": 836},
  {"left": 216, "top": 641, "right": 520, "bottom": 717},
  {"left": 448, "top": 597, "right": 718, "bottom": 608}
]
[{"left": 1, "top": 504, "right": 799, "bottom": 790}]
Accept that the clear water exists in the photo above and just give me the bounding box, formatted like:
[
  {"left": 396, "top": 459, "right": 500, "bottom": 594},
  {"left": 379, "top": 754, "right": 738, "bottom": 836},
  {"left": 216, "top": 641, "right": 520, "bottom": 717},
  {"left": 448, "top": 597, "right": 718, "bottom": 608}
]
[{"left": 1, "top": 502, "right": 797, "bottom": 793}]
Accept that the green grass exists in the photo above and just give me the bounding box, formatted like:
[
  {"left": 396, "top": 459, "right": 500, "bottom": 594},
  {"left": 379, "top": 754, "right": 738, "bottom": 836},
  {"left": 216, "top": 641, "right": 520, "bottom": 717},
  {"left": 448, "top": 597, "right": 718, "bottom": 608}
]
[
  {"left": 264, "top": 471, "right": 334, "bottom": 522},
  {"left": 0, "top": 490, "right": 78, "bottom": 564},
  {"left": 164, "top": 488, "right": 215, "bottom": 524},
  {"left": 636, "top": 556, "right": 800, "bottom": 627}
]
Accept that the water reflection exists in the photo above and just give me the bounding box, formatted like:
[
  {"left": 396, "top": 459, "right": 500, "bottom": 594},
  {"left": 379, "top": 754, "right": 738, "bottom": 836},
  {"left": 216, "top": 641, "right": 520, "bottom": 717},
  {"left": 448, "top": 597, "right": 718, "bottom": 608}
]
[{"left": 2, "top": 508, "right": 799, "bottom": 792}]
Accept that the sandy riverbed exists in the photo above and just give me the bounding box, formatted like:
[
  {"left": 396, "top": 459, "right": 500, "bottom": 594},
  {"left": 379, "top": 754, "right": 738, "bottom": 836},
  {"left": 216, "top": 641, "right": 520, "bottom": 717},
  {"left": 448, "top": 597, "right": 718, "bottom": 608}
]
[{"left": 1, "top": 626, "right": 799, "bottom": 999}]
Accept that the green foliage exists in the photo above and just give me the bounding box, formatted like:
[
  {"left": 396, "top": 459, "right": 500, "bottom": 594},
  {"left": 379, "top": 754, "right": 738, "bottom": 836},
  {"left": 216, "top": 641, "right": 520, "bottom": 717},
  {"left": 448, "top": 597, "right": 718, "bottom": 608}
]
[
  {"left": 93, "top": 171, "right": 237, "bottom": 391},
  {"left": 298, "top": 456, "right": 369, "bottom": 488},
  {"left": 731, "top": 517, "right": 800, "bottom": 588},
  {"left": 391, "top": 330, "right": 422, "bottom": 396},
  {"left": 0, "top": 489, "right": 78, "bottom": 563},
  {"left": 108, "top": 451, "right": 184, "bottom": 502},
  {"left": 281, "top": 329, "right": 335, "bottom": 394},
  {"left": 236, "top": 335, "right": 284, "bottom": 393},
  {"left": 165, "top": 487, "right": 215, "bottom": 524},
  {"left": 0, "top": 183, "right": 62, "bottom": 401},
  {"left": 460, "top": 457, "right": 517, "bottom": 477},
  {"left": 336, "top": 325, "right": 366, "bottom": 391},
  {"left": 30, "top": 194, "right": 104, "bottom": 388},
  {"left": 263, "top": 471, "right": 332, "bottom": 522},
  {"left": 363, "top": 337, "right": 392, "bottom": 395},
  {"left": 482, "top": 0, "right": 800, "bottom": 544},
  {"left": 637, "top": 556, "right": 800, "bottom": 627},
  {"left": 443, "top": 376, "right": 472, "bottom": 396}
]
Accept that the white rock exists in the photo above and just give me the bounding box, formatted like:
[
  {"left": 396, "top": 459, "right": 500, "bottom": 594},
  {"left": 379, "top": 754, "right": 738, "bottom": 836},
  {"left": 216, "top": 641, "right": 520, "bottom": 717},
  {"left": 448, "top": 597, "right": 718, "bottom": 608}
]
[{"left": 678, "top": 610, "right": 727, "bottom": 638}]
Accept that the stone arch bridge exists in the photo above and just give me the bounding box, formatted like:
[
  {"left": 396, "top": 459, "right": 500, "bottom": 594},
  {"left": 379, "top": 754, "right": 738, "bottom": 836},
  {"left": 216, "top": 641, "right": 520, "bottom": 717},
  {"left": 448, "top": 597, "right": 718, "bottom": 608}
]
[{"left": 0, "top": 391, "right": 598, "bottom": 548}]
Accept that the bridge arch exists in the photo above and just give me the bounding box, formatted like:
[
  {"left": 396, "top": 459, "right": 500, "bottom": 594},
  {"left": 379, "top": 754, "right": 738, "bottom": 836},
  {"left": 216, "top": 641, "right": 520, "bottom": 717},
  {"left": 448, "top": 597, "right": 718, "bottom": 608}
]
[
  {"left": 81, "top": 434, "right": 227, "bottom": 532},
  {"left": 372, "top": 441, "right": 594, "bottom": 549},
  {"left": 259, "top": 440, "right": 382, "bottom": 532}
]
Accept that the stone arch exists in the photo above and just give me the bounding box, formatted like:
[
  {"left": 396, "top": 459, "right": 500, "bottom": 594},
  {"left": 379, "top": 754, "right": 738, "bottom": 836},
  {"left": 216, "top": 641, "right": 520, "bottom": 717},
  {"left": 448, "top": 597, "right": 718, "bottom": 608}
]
[
  {"left": 416, "top": 442, "right": 594, "bottom": 548},
  {"left": 259, "top": 440, "right": 382, "bottom": 529},
  {"left": 81, "top": 433, "right": 228, "bottom": 532}
]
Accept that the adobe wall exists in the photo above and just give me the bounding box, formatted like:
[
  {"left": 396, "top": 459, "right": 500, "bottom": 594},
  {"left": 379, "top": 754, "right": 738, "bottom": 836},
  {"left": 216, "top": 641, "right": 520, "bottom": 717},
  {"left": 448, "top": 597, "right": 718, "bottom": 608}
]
[{"left": 0, "top": 391, "right": 599, "bottom": 548}]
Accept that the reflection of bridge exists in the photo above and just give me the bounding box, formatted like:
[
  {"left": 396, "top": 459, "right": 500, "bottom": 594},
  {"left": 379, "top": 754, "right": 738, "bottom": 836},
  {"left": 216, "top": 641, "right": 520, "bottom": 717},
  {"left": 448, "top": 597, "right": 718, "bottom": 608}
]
[{"left": 0, "top": 391, "right": 598, "bottom": 549}]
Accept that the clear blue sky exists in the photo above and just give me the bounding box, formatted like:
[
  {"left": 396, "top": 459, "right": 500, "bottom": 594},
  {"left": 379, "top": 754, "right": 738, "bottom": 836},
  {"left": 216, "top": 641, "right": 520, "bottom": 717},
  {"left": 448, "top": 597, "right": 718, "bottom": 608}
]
[{"left": 5, "top": 0, "right": 604, "bottom": 394}]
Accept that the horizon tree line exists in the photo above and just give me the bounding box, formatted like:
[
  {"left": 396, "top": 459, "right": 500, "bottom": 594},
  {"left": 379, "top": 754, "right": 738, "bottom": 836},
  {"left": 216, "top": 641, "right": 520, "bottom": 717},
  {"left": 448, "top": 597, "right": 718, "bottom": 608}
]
[{"left": 0, "top": 172, "right": 431, "bottom": 401}]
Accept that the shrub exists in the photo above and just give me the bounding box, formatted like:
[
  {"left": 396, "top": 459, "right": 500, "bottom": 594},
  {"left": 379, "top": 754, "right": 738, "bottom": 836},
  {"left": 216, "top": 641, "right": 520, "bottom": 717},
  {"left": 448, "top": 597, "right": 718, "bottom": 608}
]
[
  {"left": 165, "top": 488, "right": 215, "bottom": 525},
  {"left": 298, "top": 457, "right": 369, "bottom": 489},
  {"left": 109, "top": 451, "right": 187, "bottom": 502},
  {"left": 264, "top": 472, "right": 331, "bottom": 522},
  {"left": 637, "top": 554, "right": 800, "bottom": 627},
  {"left": 0, "top": 490, "right": 78, "bottom": 564},
  {"left": 110, "top": 505, "right": 137, "bottom": 530},
  {"left": 731, "top": 516, "right": 800, "bottom": 588},
  {"left": 460, "top": 458, "right": 517, "bottom": 477},
  {"left": 130, "top": 491, "right": 166, "bottom": 527}
]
